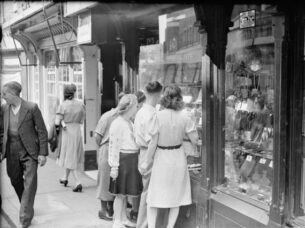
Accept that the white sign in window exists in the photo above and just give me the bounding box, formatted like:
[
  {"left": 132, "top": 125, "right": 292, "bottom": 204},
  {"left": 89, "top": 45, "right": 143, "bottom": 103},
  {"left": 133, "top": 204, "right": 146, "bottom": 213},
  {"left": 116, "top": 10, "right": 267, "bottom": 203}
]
[{"left": 239, "top": 10, "right": 255, "bottom": 29}]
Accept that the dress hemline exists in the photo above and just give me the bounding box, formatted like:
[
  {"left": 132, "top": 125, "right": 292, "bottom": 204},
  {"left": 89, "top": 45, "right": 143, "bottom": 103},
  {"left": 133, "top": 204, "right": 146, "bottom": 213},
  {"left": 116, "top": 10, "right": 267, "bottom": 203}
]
[{"left": 147, "top": 201, "right": 192, "bottom": 208}]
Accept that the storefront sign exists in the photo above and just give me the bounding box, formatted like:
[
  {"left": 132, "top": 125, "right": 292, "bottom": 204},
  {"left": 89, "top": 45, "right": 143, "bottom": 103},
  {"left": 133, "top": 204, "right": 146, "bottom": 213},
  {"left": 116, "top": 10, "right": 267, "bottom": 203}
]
[
  {"left": 77, "top": 12, "right": 92, "bottom": 44},
  {"left": 64, "top": 2, "right": 97, "bottom": 17},
  {"left": 239, "top": 10, "right": 255, "bottom": 29},
  {"left": 2, "top": 1, "right": 52, "bottom": 29},
  {"left": 139, "top": 44, "right": 163, "bottom": 64}
]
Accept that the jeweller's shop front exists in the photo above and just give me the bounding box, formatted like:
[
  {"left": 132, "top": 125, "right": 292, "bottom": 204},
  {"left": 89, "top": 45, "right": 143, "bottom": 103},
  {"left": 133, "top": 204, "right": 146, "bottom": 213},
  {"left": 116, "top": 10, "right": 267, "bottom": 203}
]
[{"left": 136, "top": 3, "right": 305, "bottom": 228}]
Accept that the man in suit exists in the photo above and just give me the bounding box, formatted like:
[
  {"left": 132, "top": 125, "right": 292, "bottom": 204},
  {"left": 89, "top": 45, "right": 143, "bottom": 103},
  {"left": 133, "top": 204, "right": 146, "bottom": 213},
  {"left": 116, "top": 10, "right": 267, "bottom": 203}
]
[{"left": 1, "top": 81, "right": 48, "bottom": 228}]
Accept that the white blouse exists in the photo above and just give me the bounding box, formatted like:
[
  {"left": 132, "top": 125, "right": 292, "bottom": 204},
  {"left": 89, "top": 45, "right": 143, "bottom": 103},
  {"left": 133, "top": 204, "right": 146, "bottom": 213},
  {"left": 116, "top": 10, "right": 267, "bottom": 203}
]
[
  {"left": 133, "top": 103, "right": 157, "bottom": 148},
  {"left": 108, "top": 116, "right": 139, "bottom": 169}
]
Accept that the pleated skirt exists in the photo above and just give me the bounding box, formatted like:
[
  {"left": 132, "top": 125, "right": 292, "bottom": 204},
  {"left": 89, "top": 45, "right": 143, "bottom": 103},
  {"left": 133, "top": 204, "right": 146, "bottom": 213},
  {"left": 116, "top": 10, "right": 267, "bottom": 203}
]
[{"left": 109, "top": 152, "right": 143, "bottom": 197}]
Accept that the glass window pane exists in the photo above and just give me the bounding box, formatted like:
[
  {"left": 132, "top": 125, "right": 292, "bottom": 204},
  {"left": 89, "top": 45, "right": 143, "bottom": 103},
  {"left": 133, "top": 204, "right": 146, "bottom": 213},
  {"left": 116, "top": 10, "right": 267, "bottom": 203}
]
[
  {"left": 58, "top": 66, "right": 69, "bottom": 82},
  {"left": 77, "top": 85, "right": 83, "bottom": 100},
  {"left": 139, "top": 7, "right": 203, "bottom": 177},
  {"left": 218, "top": 6, "right": 275, "bottom": 207},
  {"left": 302, "top": 81, "right": 305, "bottom": 211}
]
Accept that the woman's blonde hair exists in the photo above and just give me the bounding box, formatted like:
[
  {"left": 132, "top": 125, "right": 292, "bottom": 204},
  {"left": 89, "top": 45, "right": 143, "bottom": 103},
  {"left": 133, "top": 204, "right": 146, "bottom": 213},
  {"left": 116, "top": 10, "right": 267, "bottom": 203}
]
[{"left": 116, "top": 94, "right": 138, "bottom": 114}]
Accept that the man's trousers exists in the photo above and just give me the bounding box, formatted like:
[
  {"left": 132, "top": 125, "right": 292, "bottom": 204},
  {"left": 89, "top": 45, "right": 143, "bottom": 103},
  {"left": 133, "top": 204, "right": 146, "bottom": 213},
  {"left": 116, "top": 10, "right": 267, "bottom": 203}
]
[{"left": 6, "top": 136, "right": 38, "bottom": 227}]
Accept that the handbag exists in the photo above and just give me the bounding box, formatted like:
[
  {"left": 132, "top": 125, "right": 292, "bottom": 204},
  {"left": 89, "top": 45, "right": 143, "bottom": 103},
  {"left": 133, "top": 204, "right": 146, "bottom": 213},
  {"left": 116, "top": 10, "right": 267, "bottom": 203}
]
[{"left": 48, "top": 123, "right": 58, "bottom": 152}]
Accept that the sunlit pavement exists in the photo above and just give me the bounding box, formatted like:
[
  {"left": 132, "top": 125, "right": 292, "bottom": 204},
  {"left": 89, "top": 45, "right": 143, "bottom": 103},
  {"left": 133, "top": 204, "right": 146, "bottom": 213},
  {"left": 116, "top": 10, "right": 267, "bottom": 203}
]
[{"left": 0, "top": 156, "right": 112, "bottom": 228}]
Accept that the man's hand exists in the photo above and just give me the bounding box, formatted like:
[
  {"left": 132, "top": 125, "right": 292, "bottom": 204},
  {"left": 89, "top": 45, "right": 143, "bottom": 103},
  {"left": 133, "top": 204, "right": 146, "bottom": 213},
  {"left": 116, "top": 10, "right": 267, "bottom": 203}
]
[
  {"left": 110, "top": 167, "right": 118, "bottom": 180},
  {"left": 38, "top": 155, "right": 47, "bottom": 167}
]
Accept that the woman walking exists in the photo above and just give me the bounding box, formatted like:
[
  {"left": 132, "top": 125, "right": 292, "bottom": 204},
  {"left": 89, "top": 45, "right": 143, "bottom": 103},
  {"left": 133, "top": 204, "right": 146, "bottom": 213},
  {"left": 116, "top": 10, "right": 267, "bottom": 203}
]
[
  {"left": 142, "top": 85, "right": 198, "bottom": 228},
  {"left": 55, "top": 84, "right": 85, "bottom": 192},
  {"left": 108, "top": 94, "right": 143, "bottom": 228}
]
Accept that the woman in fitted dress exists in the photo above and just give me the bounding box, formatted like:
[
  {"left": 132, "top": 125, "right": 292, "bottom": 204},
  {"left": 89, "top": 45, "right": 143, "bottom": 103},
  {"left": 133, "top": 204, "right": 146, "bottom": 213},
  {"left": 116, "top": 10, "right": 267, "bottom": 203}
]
[
  {"left": 141, "top": 85, "right": 198, "bottom": 228},
  {"left": 55, "top": 84, "right": 85, "bottom": 192}
]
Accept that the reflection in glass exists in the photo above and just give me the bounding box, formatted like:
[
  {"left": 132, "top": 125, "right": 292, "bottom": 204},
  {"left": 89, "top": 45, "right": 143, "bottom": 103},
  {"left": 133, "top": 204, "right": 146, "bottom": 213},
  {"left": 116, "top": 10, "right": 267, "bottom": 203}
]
[
  {"left": 138, "top": 7, "right": 203, "bottom": 177},
  {"left": 219, "top": 6, "right": 275, "bottom": 207}
]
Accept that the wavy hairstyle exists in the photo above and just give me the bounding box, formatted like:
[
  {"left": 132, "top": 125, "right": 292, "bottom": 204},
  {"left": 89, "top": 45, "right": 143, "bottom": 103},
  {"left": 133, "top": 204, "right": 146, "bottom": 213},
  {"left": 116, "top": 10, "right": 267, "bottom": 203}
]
[
  {"left": 64, "top": 84, "right": 77, "bottom": 100},
  {"left": 116, "top": 94, "right": 138, "bottom": 115},
  {"left": 160, "top": 84, "right": 184, "bottom": 111}
]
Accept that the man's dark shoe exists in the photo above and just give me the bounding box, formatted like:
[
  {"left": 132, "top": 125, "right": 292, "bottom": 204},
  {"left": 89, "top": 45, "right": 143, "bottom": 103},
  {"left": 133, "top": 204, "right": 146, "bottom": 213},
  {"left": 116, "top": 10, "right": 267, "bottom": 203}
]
[
  {"left": 107, "top": 201, "right": 114, "bottom": 217},
  {"left": 98, "top": 210, "right": 113, "bottom": 221},
  {"left": 129, "top": 210, "right": 138, "bottom": 221}
]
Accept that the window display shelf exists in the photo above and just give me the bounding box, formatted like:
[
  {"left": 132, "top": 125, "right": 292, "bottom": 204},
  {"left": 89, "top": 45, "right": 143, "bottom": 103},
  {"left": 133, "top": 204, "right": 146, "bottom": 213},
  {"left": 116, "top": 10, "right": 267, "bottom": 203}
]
[
  {"left": 215, "top": 185, "right": 270, "bottom": 211},
  {"left": 177, "top": 83, "right": 202, "bottom": 88},
  {"left": 231, "top": 146, "right": 273, "bottom": 160}
]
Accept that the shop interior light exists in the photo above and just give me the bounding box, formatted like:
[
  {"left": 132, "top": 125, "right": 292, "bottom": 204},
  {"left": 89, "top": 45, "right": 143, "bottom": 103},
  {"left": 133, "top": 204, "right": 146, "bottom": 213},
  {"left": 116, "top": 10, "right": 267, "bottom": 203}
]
[
  {"left": 249, "top": 59, "right": 262, "bottom": 72},
  {"left": 183, "top": 95, "right": 192, "bottom": 103}
]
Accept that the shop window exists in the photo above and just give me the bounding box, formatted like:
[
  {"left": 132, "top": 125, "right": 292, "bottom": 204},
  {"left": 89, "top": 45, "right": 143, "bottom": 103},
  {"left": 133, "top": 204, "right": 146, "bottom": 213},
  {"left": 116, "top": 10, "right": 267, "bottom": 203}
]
[
  {"left": 216, "top": 6, "right": 275, "bottom": 208},
  {"left": 44, "top": 48, "right": 84, "bottom": 127},
  {"left": 45, "top": 50, "right": 57, "bottom": 124},
  {"left": 302, "top": 85, "right": 305, "bottom": 211},
  {"left": 138, "top": 7, "right": 203, "bottom": 177}
]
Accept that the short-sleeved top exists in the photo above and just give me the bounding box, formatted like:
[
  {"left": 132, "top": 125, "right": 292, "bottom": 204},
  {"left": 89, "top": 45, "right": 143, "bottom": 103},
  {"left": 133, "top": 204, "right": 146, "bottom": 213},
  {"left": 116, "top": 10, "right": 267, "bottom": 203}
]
[
  {"left": 151, "top": 109, "right": 197, "bottom": 147},
  {"left": 56, "top": 99, "right": 85, "bottom": 124},
  {"left": 108, "top": 116, "right": 139, "bottom": 168},
  {"left": 95, "top": 108, "right": 117, "bottom": 146},
  {"left": 133, "top": 103, "right": 157, "bottom": 148}
]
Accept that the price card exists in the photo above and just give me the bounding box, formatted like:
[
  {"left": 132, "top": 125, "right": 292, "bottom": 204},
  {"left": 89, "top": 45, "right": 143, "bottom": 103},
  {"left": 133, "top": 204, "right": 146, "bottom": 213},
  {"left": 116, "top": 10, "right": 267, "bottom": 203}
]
[
  {"left": 269, "top": 161, "right": 273, "bottom": 168},
  {"left": 246, "top": 155, "right": 252, "bottom": 162},
  {"left": 259, "top": 158, "right": 267, "bottom": 164}
]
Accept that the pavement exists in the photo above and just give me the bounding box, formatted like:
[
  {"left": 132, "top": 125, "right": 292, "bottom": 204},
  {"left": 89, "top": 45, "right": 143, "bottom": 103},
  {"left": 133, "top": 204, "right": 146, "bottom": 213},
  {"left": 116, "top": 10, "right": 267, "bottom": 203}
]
[{"left": 0, "top": 155, "right": 112, "bottom": 228}]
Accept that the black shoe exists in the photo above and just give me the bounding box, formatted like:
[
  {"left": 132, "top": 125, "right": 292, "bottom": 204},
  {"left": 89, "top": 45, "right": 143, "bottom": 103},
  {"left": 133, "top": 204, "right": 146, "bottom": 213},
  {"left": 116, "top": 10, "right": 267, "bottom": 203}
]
[
  {"left": 98, "top": 210, "right": 113, "bottom": 221},
  {"left": 129, "top": 210, "right": 138, "bottom": 221},
  {"left": 107, "top": 201, "right": 114, "bottom": 217},
  {"left": 59, "top": 179, "right": 68, "bottom": 187},
  {"left": 72, "top": 184, "right": 82, "bottom": 192}
]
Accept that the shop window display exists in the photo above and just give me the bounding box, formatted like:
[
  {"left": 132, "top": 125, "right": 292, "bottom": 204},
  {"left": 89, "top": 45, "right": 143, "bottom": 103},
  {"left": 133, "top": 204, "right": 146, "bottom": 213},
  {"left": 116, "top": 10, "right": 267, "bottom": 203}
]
[
  {"left": 45, "top": 50, "right": 58, "bottom": 126},
  {"left": 138, "top": 7, "right": 203, "bottom": 177},
  {"left": 302, "top": 89, "right": 305, "bottom": 211},
  {"left": 216, "top": 7, "right": 275, "bottom": 208},
  {"left": 44, "top": 47, "right": 84, "bottom": 127}
]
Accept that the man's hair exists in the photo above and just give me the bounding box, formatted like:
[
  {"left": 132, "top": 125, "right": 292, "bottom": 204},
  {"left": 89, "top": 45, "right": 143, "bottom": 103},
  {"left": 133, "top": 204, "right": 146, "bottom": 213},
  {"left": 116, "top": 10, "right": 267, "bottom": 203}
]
[
  {"left": 3, "top": 81, "right": 22, "bottom": 96},
  {"left": 145, "top": 81, "right": 163, "bottom": 94}
]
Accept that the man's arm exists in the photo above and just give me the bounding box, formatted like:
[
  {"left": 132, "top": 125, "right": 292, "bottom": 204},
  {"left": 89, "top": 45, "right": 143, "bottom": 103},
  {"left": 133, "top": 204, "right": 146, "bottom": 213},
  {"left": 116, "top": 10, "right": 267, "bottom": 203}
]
[{"left": 32, "top": 104, "right": 48, "bottom": 157}]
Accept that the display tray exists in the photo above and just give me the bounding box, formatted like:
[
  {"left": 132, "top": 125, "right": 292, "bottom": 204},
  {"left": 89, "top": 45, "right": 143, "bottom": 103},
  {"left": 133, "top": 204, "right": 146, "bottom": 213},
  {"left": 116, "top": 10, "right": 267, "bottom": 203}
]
[
  {"left": 177, "top": 83, "right": 202, "bottom": 88},
  {"left": 234, "top": 147, "right": 273, "bottom": 160},
  {"left": 189, "top": 169, "right": 203, "bottom": 180},
  {"left": 215, "top": 185, "right": 270, "bottom": 212},
  {"left": 225, "top": 141, "right": 273, "bottom": 160}
]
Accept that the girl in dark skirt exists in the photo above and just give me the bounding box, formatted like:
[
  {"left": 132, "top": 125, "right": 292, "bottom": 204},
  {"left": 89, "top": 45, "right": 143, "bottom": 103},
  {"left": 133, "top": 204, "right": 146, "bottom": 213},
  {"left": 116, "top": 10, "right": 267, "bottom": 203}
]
[{"left": 108, "top": 94, "right": 143, "bottom": 228}]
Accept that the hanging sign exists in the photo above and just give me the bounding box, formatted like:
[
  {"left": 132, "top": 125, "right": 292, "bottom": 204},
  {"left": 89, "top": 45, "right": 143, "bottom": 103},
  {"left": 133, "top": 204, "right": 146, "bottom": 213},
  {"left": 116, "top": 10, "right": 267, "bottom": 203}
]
[
  {"left": 239, "top": 10, "right": 255, "bottom": 29},
  {"left": 77, "top": 12, "right": 92, "bottom": 44}
]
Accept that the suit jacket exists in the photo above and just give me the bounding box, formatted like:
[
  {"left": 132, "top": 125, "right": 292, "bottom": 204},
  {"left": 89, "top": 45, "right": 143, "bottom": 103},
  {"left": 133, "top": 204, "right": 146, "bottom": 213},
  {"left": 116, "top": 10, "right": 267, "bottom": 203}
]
[
  {"left": 1, "top": 99, "right": 48, "bottom": 161},
  {"left": 0, "top": 109, "right": 3, "bottom": 154}
]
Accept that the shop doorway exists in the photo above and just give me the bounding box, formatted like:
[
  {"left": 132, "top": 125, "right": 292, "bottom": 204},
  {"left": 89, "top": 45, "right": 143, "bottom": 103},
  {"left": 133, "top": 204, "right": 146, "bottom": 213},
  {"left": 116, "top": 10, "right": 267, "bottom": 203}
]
[{"left": 99, "top": 43, "right": 123, "bottom": 115}]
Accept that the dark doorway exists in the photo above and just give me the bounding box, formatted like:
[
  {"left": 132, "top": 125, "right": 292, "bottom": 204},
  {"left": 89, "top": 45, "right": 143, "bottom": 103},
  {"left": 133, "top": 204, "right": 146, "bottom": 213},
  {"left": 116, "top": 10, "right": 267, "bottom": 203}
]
[{"left": 99, "top": 43, "right": 122, "bottom": 114}]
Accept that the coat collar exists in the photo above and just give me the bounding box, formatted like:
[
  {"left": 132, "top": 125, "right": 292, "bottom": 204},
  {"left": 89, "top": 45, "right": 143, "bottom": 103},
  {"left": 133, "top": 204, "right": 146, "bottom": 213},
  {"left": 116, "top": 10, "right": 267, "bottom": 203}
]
[{"left": 17, "top": 99, "right": 29, "bottom": 129}]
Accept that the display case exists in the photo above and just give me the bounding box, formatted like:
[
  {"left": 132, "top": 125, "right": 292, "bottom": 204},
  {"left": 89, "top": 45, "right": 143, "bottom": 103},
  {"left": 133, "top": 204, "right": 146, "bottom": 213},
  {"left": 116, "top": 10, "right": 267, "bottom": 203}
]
[
  {"left": 180, "top": 82, "right": 203, "bottom": 177},
  {"left": 215, "top": 7, "right": 275, "bottom": 209},
  {"left": 138, "top": 7, "right": 204, "bottom": 179}
]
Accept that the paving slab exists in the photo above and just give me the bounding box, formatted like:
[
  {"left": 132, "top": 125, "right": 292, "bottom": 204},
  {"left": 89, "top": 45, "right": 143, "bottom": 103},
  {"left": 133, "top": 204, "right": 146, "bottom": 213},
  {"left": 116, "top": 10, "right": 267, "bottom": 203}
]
[{"left": 1, "top": 157, "right": 113, "bottom": 228}]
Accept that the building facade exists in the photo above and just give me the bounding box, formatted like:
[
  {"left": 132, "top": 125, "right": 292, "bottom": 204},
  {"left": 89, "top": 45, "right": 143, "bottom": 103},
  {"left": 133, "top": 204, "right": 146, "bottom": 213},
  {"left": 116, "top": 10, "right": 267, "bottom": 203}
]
[{"left": 1, "top": 2, "right": 305, "bottom": 228}]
